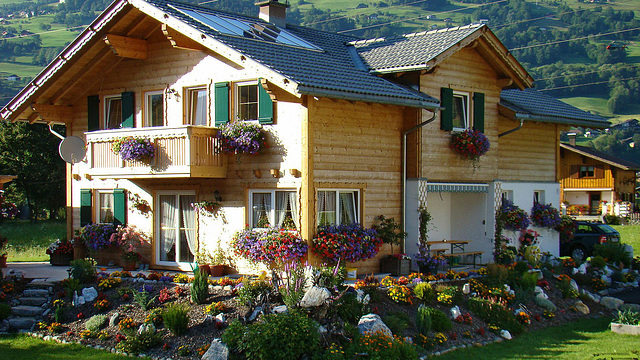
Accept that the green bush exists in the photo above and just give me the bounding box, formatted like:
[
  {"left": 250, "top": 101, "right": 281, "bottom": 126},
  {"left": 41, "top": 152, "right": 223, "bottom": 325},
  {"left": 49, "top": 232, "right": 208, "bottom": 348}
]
[
  {"left": 133, "top": 288, "right": 156, "bottom": 310},
  {"left": 416, "top": 304, "right": 432, "bottom": 335},
  {"left": 85, "top": 314, "right": 108, "bottom": 332},
  {"left": 313, "top": 264, "right": 346, "bottom": 288},
  {"left": 345, "top": 331, "right": 418, "bottom": 360},
  {"left": 413, "top": 282, "right": 435, "bottom": 303},
  {"left": 237, "top": 280, "right": 273, "bottom": 307},
  {"left": 467, "top": 297, "right": 524, "bottom": 335},
  {"left": 382, "top": 312, "right": 410, "bottom": 336},
  {"left": 604, "top": 214, "right": 622, "bottom": 225},
  {"left": 519, "top": 271, "right": 539, "bottom": 292},
  {"left": 63, "top": 278, "right": 81, "bottom": 299},
  {"left": 223, "top": 311, "right": 320, "bottom": 360},
  {"left": 419, "top": 306, "right": 450, "bottom": 332},
  {"left": 594, "top": 243, "right": 632, "bottom": 267},
  {"left": 334, "top": 292, "right": 368, "bottom": 324},
  {"left": 590, "top": 255, "right": 607, "bottom": 269},
  {"left": 69, "top": 259, "right": 96, "bottom": 283},
  {"left": 191, "top": 266, "right": 209, "bottom": 304},
  {"left": 0, "top": 303, "right": 10, "bottom": 321},
  {"left": 163, "top": 303, "right": 190, "bottom": 336},
  {"left": 484, "top": 263, "right": 510, "bottom": 287},
  {"left": 115, "top": 329, "right": 161, "bottom": 354}
]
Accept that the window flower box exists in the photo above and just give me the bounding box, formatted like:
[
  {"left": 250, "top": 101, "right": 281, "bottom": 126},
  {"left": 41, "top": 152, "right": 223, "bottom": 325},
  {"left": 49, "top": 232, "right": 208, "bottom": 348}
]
[{"left": 380, "top": 255, "right": 411, "bottom": 276}]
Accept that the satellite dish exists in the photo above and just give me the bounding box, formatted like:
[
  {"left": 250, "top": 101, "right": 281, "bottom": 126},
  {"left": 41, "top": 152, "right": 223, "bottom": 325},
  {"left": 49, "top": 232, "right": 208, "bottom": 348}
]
[{"left": 59, "top": 136, "right": 86, "bottom": 164}]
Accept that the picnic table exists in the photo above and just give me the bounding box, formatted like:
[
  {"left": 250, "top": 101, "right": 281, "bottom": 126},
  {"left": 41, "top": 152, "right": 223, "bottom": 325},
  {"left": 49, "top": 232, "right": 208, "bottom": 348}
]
[{"left": 426, "top": 240, "right": 483, "bottom": 269}]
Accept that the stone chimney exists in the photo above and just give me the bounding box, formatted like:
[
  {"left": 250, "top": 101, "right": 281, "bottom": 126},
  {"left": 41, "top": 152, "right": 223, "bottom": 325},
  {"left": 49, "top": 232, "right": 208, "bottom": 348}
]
[
  {"left": 256, "top": 0, "right": 289, "bottom": 28},
  {"left": 568, "top": 132, "right": 577, "bottom": 146}
]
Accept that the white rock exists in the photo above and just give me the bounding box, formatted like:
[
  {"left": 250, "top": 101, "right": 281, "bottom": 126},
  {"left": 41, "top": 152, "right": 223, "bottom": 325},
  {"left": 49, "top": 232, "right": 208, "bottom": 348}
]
[
  {"left": 504, "top": 284, "right": 511, "bottom": 292},
  {"left": 604, "top": 266, "right": 613, "bottom": 276},
  {"left": 137, "top": 323, "right": 155, "bottom": 335},
  {"left": 577, "top": 263, "right": 588, "bottom": 274},
  {"left": 570, "top": 279, "right": 579, "bottom": 292},
  {"left": 572, "top": 267, "right": 579, "bottom": 275},
  {"left": 248, "top": 306, "right": 262, "bottom": 322},
  {"left": 109, "top": 312, "right": 120, "bottom": 327},
  {"left": 574, "top": 300, "right": 590, "bottom": 315},
  {"left": 500, "top": 330, "right": 512, "bottom": 340},
  {"left": 462, "top": 283, "right": 471, "bottom": 295},
  {"left": 536, "top": 292, "right": 548, "bottom": 300},
  {"left": 601, "top": 275, "right": 612, "bottom": 285},
  {"left": 534, "top": 286, "right": 544, "bottom": 294},
  {"left": 272, "top": 305, "right": 288, "bottom": 314},
  {"left": 356, "top": 290, "right": 370, "bottom": 305},
  {"left": 82, "top": 287, "right": 99, "bottom": 303},
  {"left": 215, "top": 313, "right": 226, "bottom": 323},
  {"left": 300, "top": 287, "right": 331, "bottom": 308},
  {"left": 600, "top": 296, "right": 624, "bottom": 310},
  {"left": 450, "top": 306, "right": 461, "bottom": 319},
  {"left": 358, "top": 314, "right": 392, "bottom": 337}
]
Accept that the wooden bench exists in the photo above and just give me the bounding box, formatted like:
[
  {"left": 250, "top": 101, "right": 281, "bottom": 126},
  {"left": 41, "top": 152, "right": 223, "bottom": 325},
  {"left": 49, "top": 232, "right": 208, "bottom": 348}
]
[{"left": 442, "top": 251, "right": 483, "bottom": 269}]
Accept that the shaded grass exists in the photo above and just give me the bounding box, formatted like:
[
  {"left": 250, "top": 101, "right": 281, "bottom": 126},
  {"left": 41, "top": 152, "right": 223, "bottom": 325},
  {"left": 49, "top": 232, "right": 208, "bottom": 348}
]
[
  {"left": 437, "top": 317, "right": 638, "bottom": 360},
  {"left": 612, "top": 224, "right": 640, "bottom": 254},
  {"left": 0, "top": 334, "right": 137, "bottom": 360},
  {"left": 1, "top": 219, "right": 66, "bottom": 262}
]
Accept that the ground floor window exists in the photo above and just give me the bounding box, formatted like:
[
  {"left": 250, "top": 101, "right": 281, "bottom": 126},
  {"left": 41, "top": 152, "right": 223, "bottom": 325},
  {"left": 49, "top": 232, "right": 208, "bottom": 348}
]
[
  {"left": 96, "top": 190, "right": 114, "bottom": 223},
  {"left": 317, "top": 189, "right": 359, "bottom": 226},
  {"left": 157, "top": 192, "right": 196, "bottom": 264},
  {"left": 249, "top": 189, "right": 298, "bottom": 229}
]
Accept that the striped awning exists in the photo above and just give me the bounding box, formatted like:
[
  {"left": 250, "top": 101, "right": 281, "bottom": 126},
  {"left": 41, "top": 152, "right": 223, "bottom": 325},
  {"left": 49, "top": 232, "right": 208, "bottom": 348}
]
[{"left": 426, "top": 182, "right": 488, "bottom": 193}]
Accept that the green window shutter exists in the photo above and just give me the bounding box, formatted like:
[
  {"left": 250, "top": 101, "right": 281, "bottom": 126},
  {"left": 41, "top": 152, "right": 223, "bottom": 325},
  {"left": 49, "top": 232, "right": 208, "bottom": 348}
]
[
  {"left": 473, "top": 92, "right": 485, "bottom": 133},
  {"left": 87, "top": 95, "right": 100, "bottom": 132},
  {"left": 80, "top": 189, "right": 92, "bottom": 226},
  {"left": 113, "top": 189, "right": 126, "bottom": 225},
  {"left": 440, "top": 88, "right": 453, "bottom": 131},
  {"left": 258, "top": 79, "right": 273, "bottom": 124},
  {"left": 121, "top": 91, "right": 135, "bottom": 128},
  {"left": 214, "top": 82, "right": 229, "bottom": 127}
]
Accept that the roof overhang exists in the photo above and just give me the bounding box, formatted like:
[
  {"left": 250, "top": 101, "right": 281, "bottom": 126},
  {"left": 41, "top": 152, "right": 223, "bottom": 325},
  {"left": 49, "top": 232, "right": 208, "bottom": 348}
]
[
  {"left": 559, "top": 143, "right": 640, "bottom": 171},
  {"left": 297, "top": 85, "right": 441, "bottom": 109},
  {"left": 498, "top": 103, "right": 611, "bottom": 129}
]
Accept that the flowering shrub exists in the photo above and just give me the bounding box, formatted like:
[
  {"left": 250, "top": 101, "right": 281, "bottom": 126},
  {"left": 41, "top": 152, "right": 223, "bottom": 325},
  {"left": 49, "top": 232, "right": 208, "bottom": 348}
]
[
  {"left": 500, "top": 200, "right": 530, "bottom": 231},
  {"left": 231, "top": 227, "right": 308, "bottom": 267},
  {"left": 98, "top": 277, "right": 121, "bottom": 291},
  {"left": 111, "top": 137, "right": 155, "bottom": 162},
  {"left": 449, "top": 129, "right": 490, "bottom": 161},
  {"left": 311, "top": 223, "right": 383, "bottom": 264},
  {"left": 204, "top": 301, "right": 226, "bottom": 316},
  {"left": 530, "top": 203, "right": 562, "bottom": 228},
  {"left": 515, "top": 311, "right": 531, "bottom": 325},
  {"left": 454, "top": 313, "right": 473, "bottom": 325},
  {"left": 217, "top": 121, "right": 267, "bottom": 155},
  {"left": 387, "top": 285, "right": 412, "bottom": 304},
  {"left": 93, "top": 299, "right": 111, "bottom": 312},
  {"left": 118, "top": 317, "right": 137, "bottom": 334},
  {"left": 556, "top": 215, "right": 575, "bottom": 243},
  {"left": 46, "top": 239, "right": 74, "bottom": 255},
  {"left": 79, "top": 223, "right": 118, "bottom": 251},
  {"left": 414, "top": 244, "right": 447, "bottom": 271}
]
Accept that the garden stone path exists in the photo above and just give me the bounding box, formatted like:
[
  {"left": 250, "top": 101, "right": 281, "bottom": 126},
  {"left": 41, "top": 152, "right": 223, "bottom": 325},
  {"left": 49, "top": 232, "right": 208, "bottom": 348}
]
[{"left": 8, "top": 279, "right": 58, "bottom": 332}]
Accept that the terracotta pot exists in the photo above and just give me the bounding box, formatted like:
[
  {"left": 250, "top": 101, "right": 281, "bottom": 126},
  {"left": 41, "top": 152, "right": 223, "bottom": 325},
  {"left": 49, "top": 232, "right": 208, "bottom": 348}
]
[
  {"left": 198, "top": 264, "right": 210, "bottom": 275},
  {"left": 91, "top": 246, "right": 122, "bottom": 266},
  {"left": 50, "top": 252, "right": 74, "bottom": 266},
  {"left": 0, "top": 255, "right": 6, "bottom": 268},
  {"left": 209, "top": 264, "right": 224, "bottom": 277},
  {"left": 122, "top": 261, "right": 137, "bottom": 271}
]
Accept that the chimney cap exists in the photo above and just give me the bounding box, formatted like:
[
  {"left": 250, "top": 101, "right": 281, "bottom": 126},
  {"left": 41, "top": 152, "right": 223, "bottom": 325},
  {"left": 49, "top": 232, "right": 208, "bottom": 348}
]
[{"left": 255, "top": 0, "right": 290, "bottom": 8}]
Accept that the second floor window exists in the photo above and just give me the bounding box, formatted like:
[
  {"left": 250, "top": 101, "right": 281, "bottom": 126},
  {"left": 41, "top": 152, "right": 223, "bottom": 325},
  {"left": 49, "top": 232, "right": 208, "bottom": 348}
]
[
  {"left": 104, "top": 96, "right": 122, "bottom": 129},
  {"left": 580, "top": 165, "right": 595, "bottom": 178},
  {"left": 145, "top": 90, "right": 164, "bottom": 127},
  {"left": 186, "top": 87, "right": 207, "bottom": 126},
  {"left": 452, "top": 91, "right": 470, "bottom": 130},
  {"left": 236, "top": 81, "right": 259, "bottom": 121}
]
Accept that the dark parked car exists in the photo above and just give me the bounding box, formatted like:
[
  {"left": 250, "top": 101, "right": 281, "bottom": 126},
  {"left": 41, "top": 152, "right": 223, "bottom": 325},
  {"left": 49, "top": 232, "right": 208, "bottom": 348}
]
[{"left": 560, "top": 221, "right": 620, "bottom": 262}]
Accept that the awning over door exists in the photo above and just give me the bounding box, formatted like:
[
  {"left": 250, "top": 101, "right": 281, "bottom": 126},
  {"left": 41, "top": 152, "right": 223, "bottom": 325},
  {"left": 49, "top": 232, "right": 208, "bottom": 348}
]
[{"left": 426, "top": 182, "right": 488, "bottom": 193}]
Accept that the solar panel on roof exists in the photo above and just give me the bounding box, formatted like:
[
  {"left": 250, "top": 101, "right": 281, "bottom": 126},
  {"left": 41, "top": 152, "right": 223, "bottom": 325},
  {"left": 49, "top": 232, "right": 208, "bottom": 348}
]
[{"left": 170, "top": 5, "right": 322, "bottom": 51}]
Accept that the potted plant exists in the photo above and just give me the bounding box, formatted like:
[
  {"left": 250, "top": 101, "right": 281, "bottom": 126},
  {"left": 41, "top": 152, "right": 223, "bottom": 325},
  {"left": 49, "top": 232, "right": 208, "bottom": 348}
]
[
  {"left": 195, "top": 251, "right": 212, "bottom": 275},
  {"left": 232, "top": 226, "right": 308, "bottom": 269},
  {"left": 121, "top": 250, "right": 141, "bottom": 271},
  {"left": 611, "top": 309, "right": 640, "bottom": 335},
  {"left": 0, "top": 234, "right": 8, "bottom": 268},
  {"left": 374, "top": 215, "right": 410, "bottom": 275},
  {"left": 500, "top": 200, "right": 530, "bottom": 231},
  {"left": 111, "top": 137, "right": 155, "bottom": 162},
  {"left": 414, "top": 247, "right": 446, "bottom": 274},
  {"left": 530, "top": 202, "right": 562, "bottom": 228},
  {"left": 217, "top": 121, "right": 267, "bottom": 163},
  {"left": 209, "top": 242, "right": 235, "bottom": 276},
  {"left": 46, "top": 238, "right": 74, "bottom": 266},
  {"left": 449, "top": 129, "right": 490, "bottom": 168}
]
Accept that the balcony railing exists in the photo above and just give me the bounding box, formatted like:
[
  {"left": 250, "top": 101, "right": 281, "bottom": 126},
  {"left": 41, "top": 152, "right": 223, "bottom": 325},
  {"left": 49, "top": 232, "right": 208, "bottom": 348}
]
[{"left": 85, "top": 126, "right": 227, "bottom": 179}]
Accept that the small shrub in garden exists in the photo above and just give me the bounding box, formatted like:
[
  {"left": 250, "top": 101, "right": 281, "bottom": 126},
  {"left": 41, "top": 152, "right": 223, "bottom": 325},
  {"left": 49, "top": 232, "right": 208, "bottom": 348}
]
[
  {"left": 118, "top": 317, "right": 137, "bottom": 335},
  {"left": 277, "top": 261, "right": 308, "bottom": 309},
  {"left": 467, "top": 297, "right": 524, "bottom": 335},
  {"left": 237, "top": 280, "right": 273, "bottom": 307},
  {"left": 47, "top": 322, "right": 63, "bottom": 333},
  {"left": 204, "top": 301, "right": 226, "bottom": 316},
  {"left": 145, "top": 308, "right": 163, "bottom": 326},
  {"left": 85, "top": 314, "right": 107, "bottom": 332},
  {"left": 334, "top": 292, "right": 368, "bottom": 324},
  {"left": 557, "top": 275, "right": 579, "bottom": 299},
  {"left": 416, "top": 305, "right": 432, "bottom": 335},
  {"left": 116, "top": 329, "right": 161, "bottom": 355},
  {"left": 191, "top": 266, "right": 209, "bottom": 304},
  {"left": 414, "top": 332, "right": 447, "bottom": 350},
  {"left": 594, "top": 243, "right": 632, "bottom": 268},
  {"left": 382, "top": 312, "right": 410, "bottom": 336},
  {"left": 173, "top": 273, "right": 191, "bottom": 283},
  {"left": 590, "top": 255, "right": 607, "bottom": 269},
  {"left": 0, "top": 303, "right": 11, "bottom": 320},
  {"left": 413, "top": 282, "right": 435, "bottom": 303},
  {"left": 419, "top": 306, "right": 451, "bottom": 332},
  {"left": 163, "top": 303, "right": 190, "bottom": 336},
  {"left": 313, "top": 263, "right": 346, "bottom": 288},
  {"left": 387, "top": 285, "right": 413, "bottom": 304},
  {"left": 69, "top": 258, "right": 97, "bottom": 283},
  {"left": 158, "top": 287, "right": 171, "bottom": 303},
  {"left": 223, "top": 311, "right": 320, "bottom": 360},
  {"left": 133, "top": 285, "right": 156, "bottom": 310},
  {"left": 93, "top": 299, "right": 111, "bottom": 312},
  {"left": 347, "top": 331, "right": 418, "bottom": 359},
  {"left": 98, "top": 276, "right": 121, "bottom": 291},
  {"left": 435, "top": 285, "right": 461, "bottom": 305}
]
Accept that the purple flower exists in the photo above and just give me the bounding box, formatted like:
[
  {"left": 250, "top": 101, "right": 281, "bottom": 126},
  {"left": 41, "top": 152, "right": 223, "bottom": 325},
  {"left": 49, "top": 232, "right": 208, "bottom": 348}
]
[
  {"left": 531, "top": 203, "right": 561, "bottom": 228},
  {"left": 500, "top": 200, "right": 530, "bottom": 231},
  {"left": 113, "top": 137, "right": 155, "bottom": 162},
  {"left": 217, "top": 121, "right": 266, "bottom": 155}
]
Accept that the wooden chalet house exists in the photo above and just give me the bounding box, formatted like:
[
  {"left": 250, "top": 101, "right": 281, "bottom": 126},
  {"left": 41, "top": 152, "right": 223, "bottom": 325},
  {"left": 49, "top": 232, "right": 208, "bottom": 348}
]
[
  {"left": 559, "top": 137, "right": 639, "bottom": 219},
  {"left": 0, "top": 0, "right": 608, "bottom": 272}
]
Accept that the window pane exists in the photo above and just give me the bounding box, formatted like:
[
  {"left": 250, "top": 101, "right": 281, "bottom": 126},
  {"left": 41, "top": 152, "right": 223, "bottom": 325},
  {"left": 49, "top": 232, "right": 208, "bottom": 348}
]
[
  {"left": 339, "top": 191, "right": 357, "bottom": 225},
  {"left": 275, "top": 191, "right": 297, "bottom": 230},
  {"left": 452, "top": 95, "right": 467, "bottom": 129},
  {"left": 189, "top": 89, "right": 207, "bottom": 126},
  {"left": 252, "top": 192, "right": 272, "bottom": 228},
  {"left": 106, "top": 98, "right": 122, "bottom": 129},
  {"left": 179, "top": 195, "right": 196, "bottom": 263},
  {"left": 317, "top": 191, "right": 336, "bottom": 226},
  {"left": 147, "top": 93, "right": 164, "bottom": 127},
  {"left": 159, "top": 195, "right": 177, "bottom": 262},
  {"left": 238, "top": 84, "right": 258, "bottom": 121},
  {"left": 99, "top": 193, "right": 114, "bottom": 223}
]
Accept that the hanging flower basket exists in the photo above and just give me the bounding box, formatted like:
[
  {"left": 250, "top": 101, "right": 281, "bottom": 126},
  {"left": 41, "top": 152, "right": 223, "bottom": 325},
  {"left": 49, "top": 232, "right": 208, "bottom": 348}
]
[
  {"left": 111, "top": 137, "right": 155, "bottom": 162},
  {"left": 449, "top": 129, "right": 490, "bottom": 165},
  {"left": 500, "top": 200, "right": 529, "bottom": 231},
  {"left": 216, "top": 121, "right": 267, "bottom": 160},
  {"left": 531, "top": 202, "right": 562, "bottom": 228}
]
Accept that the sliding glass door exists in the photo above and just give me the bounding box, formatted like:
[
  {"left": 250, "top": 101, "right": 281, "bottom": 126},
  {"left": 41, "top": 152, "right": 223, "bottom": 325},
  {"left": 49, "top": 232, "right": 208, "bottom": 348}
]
[{"left": 156, "top": 192, "right": 196, "bottom": 267}]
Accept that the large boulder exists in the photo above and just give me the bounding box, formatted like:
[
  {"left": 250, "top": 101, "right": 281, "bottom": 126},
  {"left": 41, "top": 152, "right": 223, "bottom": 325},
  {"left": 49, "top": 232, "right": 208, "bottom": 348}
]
[
  {"left": 82, "top": 287, "right": 99, "bottom": 303},
  {"left": 573, "top": 300, "right": 590, "bottom": 315},
  {"left": 300, "top": 287, "right": 331, "bottom": 308},
  {"left": 600, "top": 296, "right": 624, "bottom": 310},
  {"left": 201, "top": 339, "right": 228, "bottom": 360},
  {"left": 534, "top": 295, "right": 557, "bottom": 311},
  {"left": 358, "top": 314, "right": 392, "bottom": 337}
]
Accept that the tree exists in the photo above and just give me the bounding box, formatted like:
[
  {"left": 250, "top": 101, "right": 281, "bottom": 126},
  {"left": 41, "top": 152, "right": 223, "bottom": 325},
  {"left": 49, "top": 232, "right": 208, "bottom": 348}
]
[{"left": 0, "top": 122, "right": 66, "bottom": 221}]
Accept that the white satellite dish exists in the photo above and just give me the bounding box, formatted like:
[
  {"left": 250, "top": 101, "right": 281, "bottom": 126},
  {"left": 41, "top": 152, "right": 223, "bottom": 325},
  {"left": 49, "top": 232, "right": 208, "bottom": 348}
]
[{"left": 59, "top": 136, "right": 86, "bottom": 164}]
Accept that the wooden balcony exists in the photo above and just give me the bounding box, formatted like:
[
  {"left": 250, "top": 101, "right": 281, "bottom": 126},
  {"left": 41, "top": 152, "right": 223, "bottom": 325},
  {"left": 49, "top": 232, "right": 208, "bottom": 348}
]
[
  {"left": 85, "top": 126, "right": 227, "bottom": 179},
  {"left": 560, "top": 176, "right": 613, "bottom": 190}
]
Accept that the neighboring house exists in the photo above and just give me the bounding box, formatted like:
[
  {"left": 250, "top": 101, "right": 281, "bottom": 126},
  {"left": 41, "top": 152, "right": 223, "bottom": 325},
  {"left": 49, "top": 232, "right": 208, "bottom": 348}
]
[
  {"left": 559, "top": 138, "right": 639, "bottom": 219},
  {"left": 0, "top": 0, "right": 608, "bottom": 272}
]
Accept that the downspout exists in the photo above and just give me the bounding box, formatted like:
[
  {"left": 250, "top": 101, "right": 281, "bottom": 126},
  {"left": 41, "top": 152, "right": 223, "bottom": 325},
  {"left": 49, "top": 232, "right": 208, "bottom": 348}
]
[
  {"left": 402, "top": 109, "right": 441, "bottom": 250},
  {"left": 498, "top": 118, "right": 525, "bottom": 138}
]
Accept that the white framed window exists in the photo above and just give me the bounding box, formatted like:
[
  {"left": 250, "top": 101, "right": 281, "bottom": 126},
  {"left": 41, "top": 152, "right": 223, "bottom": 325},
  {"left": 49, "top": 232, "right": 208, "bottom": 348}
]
[
  {"left": 249, "top": 189, "right": 299, "bottom": 230},
  {"left": 317, "top": 189, "right": 359, "bottom": 226},
  {"left": 452, "top": 91, "right": 471, "bottom": 131},
  {"left": 156, "top": 191, "right": 196, "bottom": 266},
  {"left": 96, "top": 190, "right": 114, "bottom": 223},
  {"left": 186, "top": 86, "right": 208, "bottom": 126},
  {"left": 235, "top": 80, "right": 259, "bottom": 121},
  {"left": 501, "top": 190, "right": 513, "bottom": 203},
  {"left": 144, "top": 90, "right": 164, "bottom": 127},
  {"left": 533, "top": 190, "right": 545, "bottom": 205},
  {"left": 104, "top": 95, "right": 122, "bottom": 130}
]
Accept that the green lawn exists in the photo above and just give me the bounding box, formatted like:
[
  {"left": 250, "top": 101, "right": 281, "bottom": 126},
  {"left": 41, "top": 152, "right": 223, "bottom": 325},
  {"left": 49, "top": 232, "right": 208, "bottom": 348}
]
[
  {"left": 0, "top": 334, "right": 136, "bottom": 360},
  {"left": 437, "top": 317, "right": 637, "bottom": 360},
  {"left": 613, "top": 224, "right": 640, "bottom": 254},
  {"left": 1, "top": 219, "right": 67, "bottom": 262}
]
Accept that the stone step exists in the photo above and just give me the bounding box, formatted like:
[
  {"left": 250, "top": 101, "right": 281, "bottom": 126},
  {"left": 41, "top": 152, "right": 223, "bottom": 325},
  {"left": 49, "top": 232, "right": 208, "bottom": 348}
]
[
  {"left": 27, "top": 280, "right": 58, "bottom": 289},
  {"left": 19, "top": 297, "right": 48, "bottom": 306},
  {"left": 8, "top": 317, "right": 36, "bottom": 330},
  {"left": 12, "top": 305, "right": 45, "bottom": 317},
  {"left": 22, "top": 289, "right": 49, "bottom": 297}
]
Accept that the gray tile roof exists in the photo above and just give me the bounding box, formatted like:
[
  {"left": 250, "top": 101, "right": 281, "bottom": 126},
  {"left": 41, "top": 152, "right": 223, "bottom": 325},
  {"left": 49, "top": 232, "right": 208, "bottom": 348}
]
[
  {"left": 500, "top": 88, "right": 609, "bottom": 128},
  {"left": 350, "top": 24, "right": 484, "bottom": 73},
  {"left": 560, "top": 143, "right": 640, "bottom": 170},
  {"left": 146, "top": 0, "right": 440, "bottom": 108}
]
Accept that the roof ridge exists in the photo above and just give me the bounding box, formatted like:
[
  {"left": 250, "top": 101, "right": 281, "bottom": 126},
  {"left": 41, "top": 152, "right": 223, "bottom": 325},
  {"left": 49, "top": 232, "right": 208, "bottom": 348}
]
[{"left": 348, "top": 23, "right": 483, "bottom": 46}]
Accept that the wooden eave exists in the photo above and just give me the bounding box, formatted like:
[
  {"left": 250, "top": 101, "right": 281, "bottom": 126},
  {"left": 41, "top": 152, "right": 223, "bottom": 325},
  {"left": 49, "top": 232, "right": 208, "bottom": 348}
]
[{"left": 559, "top": 143, "right": 640, "bottom": 171}]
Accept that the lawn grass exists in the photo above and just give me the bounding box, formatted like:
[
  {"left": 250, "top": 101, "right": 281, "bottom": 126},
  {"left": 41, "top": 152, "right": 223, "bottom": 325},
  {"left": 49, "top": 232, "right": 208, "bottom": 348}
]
[
  {"left": 437, "top": 317, "right": 637, "bottom": 360},
  {"left": 1, "top": 219, "right": 66, "bottom": 262},
  {"left": 0, "top": 334, "right": 136, "bottom": 360},
  {"left": 612, "top": 224, "right": 640, "bottom": 254}
]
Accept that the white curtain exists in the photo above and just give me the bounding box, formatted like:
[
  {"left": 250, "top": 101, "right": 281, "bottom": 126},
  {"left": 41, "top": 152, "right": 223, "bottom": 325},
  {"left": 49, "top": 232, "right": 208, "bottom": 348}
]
[
  {"left": 252, "top": 192, "right": 271, "bottom": 228},
  {"left": 194, "top": 90, "right": 207, "bottom": 126},
  {"left": 181, "top": 195, "right": 197, "bottom": 256},
  {"left": 100, "top": 193, "right": 114, "bottom": 223},
  {"left": 318, "top": 191, "right": 336, "bottom": 225},
  {"left": 160, "top": 195, "right": 177, "bottom": 258},
  {"left": 289, "top": 191, "right": 299, "bottom": 230},
  {"left": 339, "top": 192, "right": 356, "bottom": 224},
  {"left": 276, "top": 191, "right": 288, "bottom": 227}
]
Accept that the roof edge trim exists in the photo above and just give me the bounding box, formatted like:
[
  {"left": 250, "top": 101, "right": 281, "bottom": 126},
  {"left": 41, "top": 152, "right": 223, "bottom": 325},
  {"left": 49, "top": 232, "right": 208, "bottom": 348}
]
[
  {"left": 297, "top": 85, "right": 441, "bottom": 109},
  {"left": 514, "top": 113, "right": 610, "bottom": 128}
]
